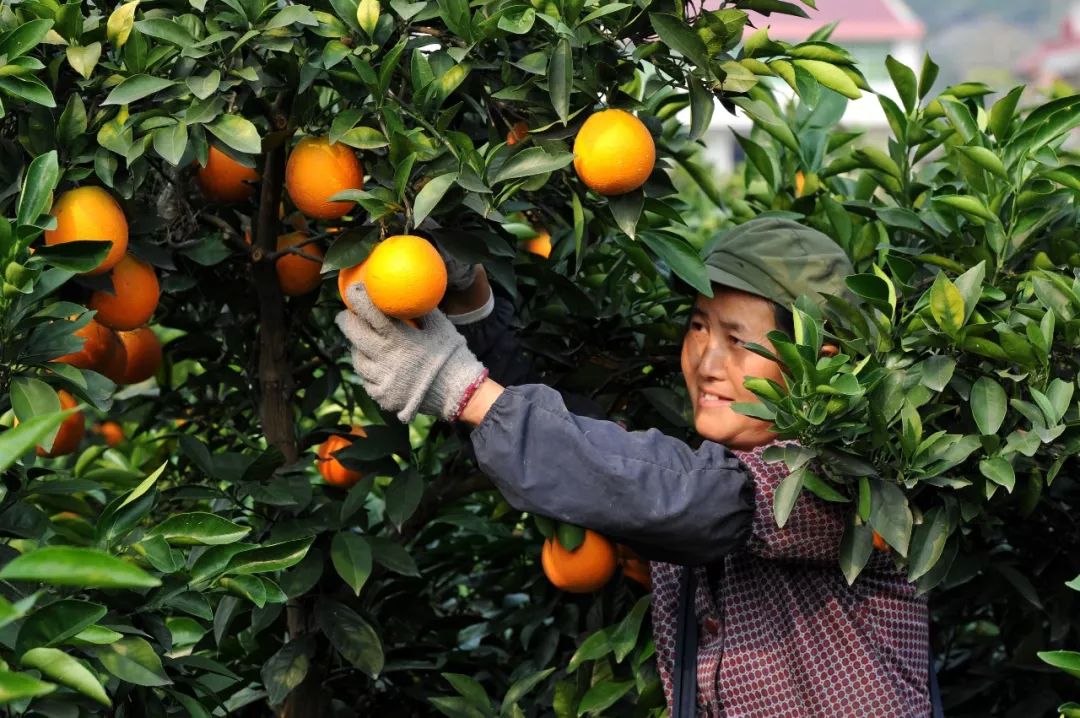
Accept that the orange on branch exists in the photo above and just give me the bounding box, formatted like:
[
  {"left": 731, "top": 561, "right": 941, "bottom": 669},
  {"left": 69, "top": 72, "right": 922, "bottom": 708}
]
[
  {"left": 506, "top": 121, "right": 529, "bottom": 145},
  {"left": 32, "top": 390, "right": 85, "bottom": 458},
  {"left": 89, "top": 255, "right": 160, "bottom": 330},
  {"left": 94, "top": 421, "right": 124, "bottom": 448},
  {"left": 285, "top": 136, "right": 364, "bottom": 220},
  {"left": 523, "top": 228, "right": 552, "bottom": 259},
  {"left": 317, "top": 427, "right": 368, "bottom": 488},
  {"left": 116, "top": 327, "right": 162, "bottom": 384},
  {"left": 53, "top": 316, "right": 116, "bottom": 372},
  {"left": 44, "top": 186, "right": 129, "bottom": 275},
  {"left": 573, "top": 109, "right": 656, "bottom": 196},
  {"left": 541, "top": 530, "right": 617, "bottom": 593},
  {"left": 872, "top": 530, "right": 891, "bottom": 553},
  {"left": 97, "top": 329, "right": 127, "bottom": 384},
  {"left": 275, "top": 232, "right": 324, "bottom": 296},
  {"left": 197, "top": 145, "right": 260, "bottom": 204}
]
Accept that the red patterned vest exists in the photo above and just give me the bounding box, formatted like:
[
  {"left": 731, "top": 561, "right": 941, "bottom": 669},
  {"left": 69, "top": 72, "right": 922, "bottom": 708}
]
[{"left": 649, "top": 439, "right": 930, "bottom": 717}]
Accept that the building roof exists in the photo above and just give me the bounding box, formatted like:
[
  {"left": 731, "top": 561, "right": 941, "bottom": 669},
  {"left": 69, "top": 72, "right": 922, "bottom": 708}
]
[
  {"left": 1019, "top": 6, "right": 1080, "bottom": 77},
  {"left": 702, "top": 0, "right": 925, "bottom": 42}
]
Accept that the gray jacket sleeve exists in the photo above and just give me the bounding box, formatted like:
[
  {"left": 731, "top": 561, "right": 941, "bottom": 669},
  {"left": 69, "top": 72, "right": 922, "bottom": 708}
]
[{"left": 469, "top": 383, "right": 755, "bottom": 566}]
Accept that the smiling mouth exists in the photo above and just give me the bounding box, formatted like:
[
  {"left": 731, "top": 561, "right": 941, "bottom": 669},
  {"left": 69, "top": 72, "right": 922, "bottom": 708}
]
[{"left": 698, "top": 392, "right": 732, "bottom": 407}]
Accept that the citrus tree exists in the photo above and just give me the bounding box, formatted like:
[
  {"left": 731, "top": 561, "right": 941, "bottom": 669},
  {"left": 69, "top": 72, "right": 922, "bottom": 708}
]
[{"left": 0, "top": 1, "right": 881, "bottom": 716}]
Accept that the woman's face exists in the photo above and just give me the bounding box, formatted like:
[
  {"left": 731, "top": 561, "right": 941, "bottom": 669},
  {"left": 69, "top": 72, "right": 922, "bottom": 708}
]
[{"left": 680, "top": 287, "right": 788, "bottom": 450}]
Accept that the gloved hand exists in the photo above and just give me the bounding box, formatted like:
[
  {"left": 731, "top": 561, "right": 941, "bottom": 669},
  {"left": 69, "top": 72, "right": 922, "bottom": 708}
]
[
  {"left": 436, "top": 243, "right": 479, "bottom": 292},
  {"left": 335, "top": 283, "right": 487, "bottom": 423}
]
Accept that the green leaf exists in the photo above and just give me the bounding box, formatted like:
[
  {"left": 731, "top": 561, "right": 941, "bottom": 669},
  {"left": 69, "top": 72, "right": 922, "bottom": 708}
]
[
  {"left": 0, "top": 20, "right": 55, "bottom": 61},
  {"left": 412, "top": 173, "right": 458, "bottom": 227},
  {"left": 917, "top": 52, "right": 939, "bottom": 99},
  {"left": 609, "top": 189, "right": 643, "bottom": 239},
  {"left": 107, "top": 2, "right": 138, "bottom": 47},
  {"left": 500, "top": 668, "right": 555, "bottom": 717},
  {"left": 356, "top": 0, "right": 380, "bottom": 37},
  {"left": 933, "top": 194, "right": 997, "bottom": 224},
  {"left": 262, "top": 636, "right": 315, "bottom": 707},
  {"left": 548, "top": 38, "right": 572, "bottom": 124},
  {"left": 907, "top": 507, "right": 949, "bottom": 581},
  {"left": 0, "top": 547, "right": 160, "bottom": 589},
  {"left": 610, "top": 596, "right": 650, "bottom": 662},
  {"left": 120, "top": 461, "right": 168, "bottom": 509},
  {"left": 442, "top": 673, "right": 492, "bottom": 713},
  {"left": 206, "top": 114, "right": 262, "bottom": 155},
  {"left": 66, "top": 42, "right": 102, "bottom": 80},
  {"left": 17, "top": 600, "right": 105, "bottom": 654},
  {"left": 918, "top": 355, "right": 956, "bottom": 392},
  {"left": 20, "top": 648, "right": 110, "bottom": 706},
  {"left": 773, "top": 466, "right": 806, "bottom": 528},
  {"left": 989, "top": 85, "right": 1023, "bottom": 139},
  {"left": 650, "top": 13, "right": 711, "bottom": 74},
  {"left": 567, "top": 627, "right": 612, "bottom": 672},
  {"left": 576, "top": 679, "right": 633, "bottom": 716},
  {"left": 793, "top": 59, "right": 861, "bottom": 99},
  {"left": 384, "top": 469, "right": 423, "bottom": 529},
  {"left": 336, "top": 126, "right": 388, "bottom": 150},
  {"left": 153, "top": 122, "right": 188, "bottom": 166},
  {"left": 146, "top": 512, "right": 250, "bottom": 545},
  {"left": 1039, "top": 651, "right": 1080, "bottom": 680},
  {"left": 839, "top": 520, "right": 873, "bottom": 585},
  {"left": 491, "top": 148, "right": 573, "bottom": 184},
  {"left": 970, "top": 377, "right": 1007, "bottom": 435},
  {"left": 928, "top": 272, "right": 964, "bottom": 336},
  {"left": 58, "top": 94, "right": 88, "bottom": 144},
  {"left": 102, "top": 74, "right": 176, "bottom": 106},
  {"left": 17, "top": 149, "right": 59, "bottom": 226},
  {"left": 956, "top": 146, "right": 1007, "bottom": 179},
  {"left": 186, "top": 71, "right": 221, "bottom": 100},
  {"left": 219, "top": 575, "right": 267, "bottom": 607},
  {"left": 0, "top": 671, "right": 55, "bottom": 702},
  {"left": 11, "top": 376, "right": 60, "bottom": 422},
  {"left": 266, "top": 5, "right": 320, "bottom": 29},
  {"left": 979, "top": 457, "right": 1016, "bottom": 492},
  {"left": 869, "top": 480, "right": 912, "bottom": 558},
  {"left": 639, "top": 232, "right": 711, "bottom": 296},
  {"left": 226, "top": 538, "right": 313, "bottom": 575},
  {"left": 554, "top": 523, "right": 584, "bottom": 552},
  {"left": 316, "top": 600, "right": 384, "bottom": 678},
  {"left": 0, "top": 76, "right": 55, "bottom": 107},
  {"left": 688, "top": 77, "right": 715, "bottom": 142},
  {"left": 134, "top": 18, "right": 196, "bottom": 46},
  {"left": 92, "top": 637, "right": 171, "bottom": 687},
  {"left": 330, "top": 532, "right": 373, "bottom": 596},
  {"left": 885, "top": 55, "right": 917, "bottom": 113}
]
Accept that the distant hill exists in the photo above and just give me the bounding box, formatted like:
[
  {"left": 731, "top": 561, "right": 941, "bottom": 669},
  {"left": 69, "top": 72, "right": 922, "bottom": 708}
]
[{"left": 903, "top": 0, "right": 1073, "bottom": 86}]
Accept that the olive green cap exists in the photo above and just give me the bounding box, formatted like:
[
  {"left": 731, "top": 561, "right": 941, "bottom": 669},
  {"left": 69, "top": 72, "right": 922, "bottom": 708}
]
[{"left": 701, "top": 217, "right": 854, "bottom": 309}]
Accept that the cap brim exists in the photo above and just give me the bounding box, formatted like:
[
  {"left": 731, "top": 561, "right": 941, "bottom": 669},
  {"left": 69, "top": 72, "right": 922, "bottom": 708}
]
[{"left": 704, "top": 266, "right": 775, "bottom": 303}]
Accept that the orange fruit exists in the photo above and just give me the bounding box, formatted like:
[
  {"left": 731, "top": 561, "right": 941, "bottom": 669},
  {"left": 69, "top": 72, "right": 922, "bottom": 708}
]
[
  {"left": 872, "top": 530, "right": 891, "bottom": 553},
  {"left": 794, "top": 170, "right": 806, "bottom": 197},
  {"left": 197, "top": 145, "right": 260, "bottom": 204},
  {"left": 53, "top": 317, "right": 117, "bottom": 372},
  {"left": 275, "top": 232, "right": 324, "bottom": 296},
  {"left": 94, "top": 421, "right": 124, "bottom": 448},
  {"left": 97, "top": 329, "right": 127, "bottom": 384},
  {"left": 540, "top": 529, "right": 617, "bottom": 593},
  {"left": 523, "top": 228, "right": 552, "bottom": 259},
  {"left": 285, "top": 136, "right": 364, "bottom": 220},
  {"left": 337, "top": 260, "right": 368, "bottom": 308},
  {"left": 357, "top": 234, "right": 446, "bottom": 320},
  {"left": 506, "top": 121, "right": 529, "bottom": 146},
  {"left": 89, "top": 255, "right": 160, "bottom": 330},
  {"left": 615, "top": 543, "right": 651, "bottom": 590},
  {"left": 317, "top": 427, "right": 368, "bottom": 488},
  {"left": 35, "top": 389, "right": 85, "bottom": 458},
  {"left": 116, "top": 327, "right": 162, "bottom": 384},
  {"left": 573, "top": 109, "right": 656, "bottom": 196},
  {"left": 44, "top": 186, "right": 129, "bottom": 275}
]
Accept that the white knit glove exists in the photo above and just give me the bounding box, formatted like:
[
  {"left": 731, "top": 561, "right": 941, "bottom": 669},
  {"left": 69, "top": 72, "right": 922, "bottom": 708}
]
[{"left": 335, "top": 283, "right": 487, "bottom": 423}]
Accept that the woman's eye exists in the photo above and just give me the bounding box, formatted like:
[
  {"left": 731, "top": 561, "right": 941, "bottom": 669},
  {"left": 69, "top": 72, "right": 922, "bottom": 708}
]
[{"left": 690, "top": 321, "right": 705, "bottom": 332}]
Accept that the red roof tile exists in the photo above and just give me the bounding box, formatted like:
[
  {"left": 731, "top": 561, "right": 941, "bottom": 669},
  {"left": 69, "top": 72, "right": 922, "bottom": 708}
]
[{"left": 701, "top": 0, "right": 924, "bottom": 42}]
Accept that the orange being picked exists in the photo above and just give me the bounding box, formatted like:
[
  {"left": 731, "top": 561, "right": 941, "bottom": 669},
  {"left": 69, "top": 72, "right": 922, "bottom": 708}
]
[
  {"left": 44, "top": 186, "right": 129, "bottom": 275},
  {"left": 53, "top": 316, "right": 118, "bottom": 372},
  {"left": 285, "top": 136, "right": 364, "bottom": 220},
  {"left": 346, "top": 234, "right": 446, "bottom": 320},
  {"left": 116, "top": 327, "right": 162, "bottom": 384},
  {"left": 523, "top": 227, "right": 552, "bottom": 259},
  {"left": 31, "top": 389, "right": 85, "bottom": 458},
  {"left": 93, "top": 421, "right": 124, "bottom": 448},
  {"left": 573, "top": 109, "right": 656, "bottom": 196},
  {"left": 541, "top": 529, "right": 617, "bottom": 593},
  {"left": 275, "top": 232, "right": 324, "bottom": 296},
  {"left": 197, "top": 145, "right": 260, "bottom": 204},
  {"left": 506, "top": 121, "right": 529, "bottom": 146},
  {"left": 317, "top": 426, "right": 368, "bottom": 488},
  {"left": 89, "top": 255, "right": 160, "bottom": 330}
]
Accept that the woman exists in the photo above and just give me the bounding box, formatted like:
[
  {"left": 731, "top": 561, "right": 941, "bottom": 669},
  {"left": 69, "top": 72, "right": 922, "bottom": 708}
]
[{"left": 336, "top": 217, "right": 934, "bottom": 717}]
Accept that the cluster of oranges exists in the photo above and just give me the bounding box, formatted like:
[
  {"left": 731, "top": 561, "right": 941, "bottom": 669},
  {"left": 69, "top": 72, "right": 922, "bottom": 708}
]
[{"left": 28, "top": 186, "right": 164, "bottom": 456}]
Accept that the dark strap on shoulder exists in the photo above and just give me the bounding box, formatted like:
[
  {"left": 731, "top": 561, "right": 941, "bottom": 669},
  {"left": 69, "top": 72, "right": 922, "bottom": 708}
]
[
  {"left": 672, "top": 567, "right": 699, "bottom": 718},
  {"left": 929, "top": 643, "right": 944, "bottom": 718}
]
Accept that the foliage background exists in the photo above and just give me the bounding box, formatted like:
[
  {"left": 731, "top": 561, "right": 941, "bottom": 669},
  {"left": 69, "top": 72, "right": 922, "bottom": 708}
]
[{"left": 1, "top": 0, "right": 1080, "bottom": 717}]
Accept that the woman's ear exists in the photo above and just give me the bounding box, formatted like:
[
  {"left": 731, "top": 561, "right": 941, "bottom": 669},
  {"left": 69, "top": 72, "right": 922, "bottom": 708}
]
[{"left": 820, "top": 344, "right": 839, "bottom": 358}]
